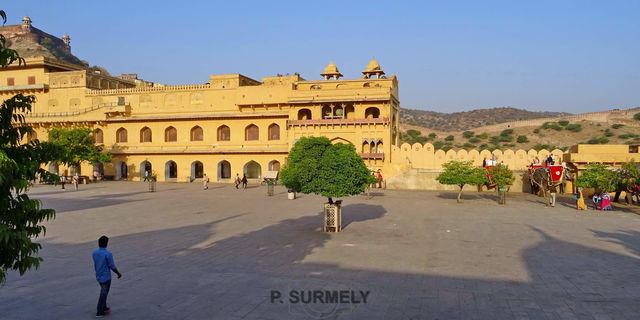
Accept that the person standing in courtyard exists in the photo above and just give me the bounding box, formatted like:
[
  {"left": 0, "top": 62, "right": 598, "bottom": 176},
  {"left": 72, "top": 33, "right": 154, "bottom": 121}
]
[
  {"left": 92, "top": 235, "right": 122, "bottom": 318},
  {"left": 576, "top": 187, "right": 587, "bottom": 210},
  {"left": 60, "top": 174, "right": 66, "bottom": 190},
  {"left": 234, "top": 173, "right": 241, "bottom": 189},
  {"left": 143, "top": 170, "right": 149, "bottom": 182},
  {"left": 93, "top": 169, "right": 99, "bottom": 183},
  {"left": 547, "top": 184, "right": 557, "bottom": 207},
  {"left": 202, "top": 173, "right": 209, "bottom": 190},
  {"left": 241, "top": 173, "right": 248, "bottom": 189},
  {"left": 73, "top": 172, "right": 79, "bottom": 190},
  {"left": 377, "top": 169, "right": 384, "bottom": 189}
]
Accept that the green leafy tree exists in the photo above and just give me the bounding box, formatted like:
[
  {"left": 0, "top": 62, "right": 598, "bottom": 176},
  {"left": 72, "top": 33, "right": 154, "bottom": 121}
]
[
  {"left": 462, "top": 131, "right": 474, "bottom": 138},
  {"left": 1, "top": 10, "right": 61, "bottom": 284},
  {"left": 280, "top": 137, "right": 374, "bottom": 204},
  {"left": 47, "top": 128, "right": 111, "bottom": 171},
  {"left": 491, "top": 164, "right": 515, "bottom": 204},
  {"left": 436, "top": 160, "right": 488, "bottom": 203},
  {"left": 576, "top": 164, "right": 618, "bottom": 193},
  {"left": 634, "top": 112, "right": 640, "bottom": 121}
]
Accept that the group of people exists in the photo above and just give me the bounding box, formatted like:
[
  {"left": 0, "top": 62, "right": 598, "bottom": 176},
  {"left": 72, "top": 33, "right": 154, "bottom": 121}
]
[
  {"left": 59, "top": 172, "right": 81, "bottom": 190},
  {"left": 531, "top": 154, "right": 559, "bottom": 167}
]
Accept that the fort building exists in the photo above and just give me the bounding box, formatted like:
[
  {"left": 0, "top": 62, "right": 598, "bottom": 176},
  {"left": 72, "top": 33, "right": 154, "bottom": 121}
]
[{"left": 1, "top": 18, "right": 399, "bottom": 183}]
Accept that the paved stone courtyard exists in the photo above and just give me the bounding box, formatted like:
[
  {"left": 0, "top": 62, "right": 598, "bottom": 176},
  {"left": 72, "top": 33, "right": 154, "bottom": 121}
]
[{"left": 1, "top": 182, "right": 640, "bottom": 319}]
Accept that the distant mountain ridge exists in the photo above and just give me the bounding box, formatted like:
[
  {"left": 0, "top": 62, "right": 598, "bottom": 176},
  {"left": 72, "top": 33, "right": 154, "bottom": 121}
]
[{"left": 400, "top": 107, "right": 572, "bottom": 131}]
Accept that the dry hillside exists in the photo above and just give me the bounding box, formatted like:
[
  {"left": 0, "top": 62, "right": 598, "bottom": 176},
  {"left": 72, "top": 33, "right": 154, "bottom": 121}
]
[
  {"left": 400, "top": 107, "right": 572, "bottom": 132},
  {"left": 400, "top": 108, "right": 640, "bottom": 151}
]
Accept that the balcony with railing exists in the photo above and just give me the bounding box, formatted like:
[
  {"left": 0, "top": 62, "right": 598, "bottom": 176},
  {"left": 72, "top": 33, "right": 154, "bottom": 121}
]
[{"left": 360, "top": 153, "right": 384, "bottom": 160}]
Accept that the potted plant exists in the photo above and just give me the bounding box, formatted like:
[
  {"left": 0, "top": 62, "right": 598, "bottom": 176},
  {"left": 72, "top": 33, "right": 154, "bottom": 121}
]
[{"left": 280, "top": 137, "right": 375, "bottom": 232}]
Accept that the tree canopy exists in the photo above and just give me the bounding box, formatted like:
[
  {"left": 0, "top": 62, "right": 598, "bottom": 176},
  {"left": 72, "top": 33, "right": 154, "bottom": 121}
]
[
  {"left": 491, "top": 163, "right": 515, "bottom": 188},
  {"left": 576, "top": 164, "right": 618, "bottom": 193},
  {"left": 436, "top": 160, "right": 488, "bottom": 203},
  {"left": 47, "top": 127, "right": 111, "bottom": 168},
  {"left": 0, "top": 10, "right": 63, "bottom": 284},
  {"left": 280, "top": 136, "right": 375, "bottom": 203}
]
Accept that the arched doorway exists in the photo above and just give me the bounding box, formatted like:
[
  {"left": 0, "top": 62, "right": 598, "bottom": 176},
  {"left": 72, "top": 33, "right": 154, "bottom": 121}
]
[
  {"left": 115, "top": 161, "right": 128, "bottom": 180},
  {"left": 268, "top": 160, "right": 281, "bottom": 171},
  {"left": 140, "top": 161, "right": 152, "bottom": 179},
  {"left": 244, "top": 160, "right": 262, "bottom": 179},
  {"left": 217, "top": 160, "right": 231, "bottom": 180},
  {"left": 165, "top": 161, "right": 177, "bottom": 181},
  {"left": 191, "top": 161, "right": 204, "bottom": 179}
]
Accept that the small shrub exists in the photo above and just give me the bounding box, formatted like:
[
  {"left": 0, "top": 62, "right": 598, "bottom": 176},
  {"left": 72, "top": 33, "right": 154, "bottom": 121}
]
[
  {"left": 503, "top": 143, "right": 516, "bottom": 148},
  {"left": 541, "top": 122, "right": 563, "bottom": 131},
  {"left": 611, "top": 123, "right": 625, "bottom": 129},
  {"left": 501, "top": 129, "right": 514, "bottom": 136},
  {"left": 516, "top": 135, "right": 529, "bottom": 143},
  {"left": 533, "top": 128, "right": 540, "bottom": 134},
  {"left": 604, "top": 130, "right": 614, "bottom": 137},
  {"left": 479, "top": 143, "right": 489, "bottom": 149},
  {"left": 587, "top": 137, "right": 609, "bottom": 144},
  {"left": 462, "top": 131, "right": 474, "bottom": 138},
  {"left": 468, "top": 137, "right": 481, "bottom": 143},
  {"left": 634, "top": 112, "right": 640, "bottom": 121},
  {"left": 558, "top": 120, "right": 569, "bottom": 126},
  {"left": 462, "top": 143, "right": 476, "bottom": 150},
  {"left": 433, "top": 141, "right": 444, "bottom": 150},
  {"left": 476, "top": 132, "right": 489, "bottom": 139},
  {"left": 428, "top": 132, "right": 437, "bottom": 139},
  {"left": 619, "top": 133, "right": 639, "bottom": 139},
  {"left": 444, "top": 135, "right": 454, "bottom": 141},
  {"left": 565, "top": 123, "right": 582, "bottom": 132}
]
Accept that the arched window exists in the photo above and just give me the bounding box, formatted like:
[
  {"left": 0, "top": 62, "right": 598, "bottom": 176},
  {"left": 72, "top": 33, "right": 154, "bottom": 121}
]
[
  {"left": 116, "top": 128, "right": 128, "bottom": 143},
  {"left": 376, "top": 141, "right": 384, "bottom": 153},
  {"left": 94, "top": 129, "right": 103, "bottom": 144},
  {"left": 322, "top": 105, "right": 332, "bottom": 119},
  {"left": 268, "top": 123, "right": 280, "bottom": 140},
  {"left": 164, "top": 126, "right": 177, "bottom": 142},
  {"left": 333, "top": 106, "right": 344, "bottom": 118},
  {"left": 365, "top": 107, "right": 380, "bottom": 119},
  {"left": 140, "top": 161, "right": 152, "bottom": 180},
  {"left": 244, "top": 160, "right": 262, "bottom": 179},
  {"left": 191, "top": 161, "right": 204, "bottom": 179},
  {"left": 268, "top": 160, "right": 281, "bottom": 171},
  {"left": 297, "top": 109, "right": 312, "bottom": 120},
  {"left": 165, "top": 161, "right": 177, "bottom": 180},
  {"left": 140, "top": 127, "right": 152, "bottom": 143},
  {"left": 218, "top": 160, "right": 231, "bottom": 180},
  {"left": 362, "top": 141, "right": 370, "bottom": 153},
  {"left": 217, "top": 125, "right": 230, "bottom": 141},
  {"left": 190, "top": 126, "right": 203, "bottom": 141},
  {"left": 245, "top": 124, "right": 259, "bottom": 141},
  {"left": 345, "top": 105, "right": 355, "bottom": 119}
]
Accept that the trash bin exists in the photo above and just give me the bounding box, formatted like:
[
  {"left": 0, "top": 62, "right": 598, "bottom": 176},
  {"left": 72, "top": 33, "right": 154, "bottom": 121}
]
[{"left": 323, "top": 200, "right": 342, "bottom": 232}]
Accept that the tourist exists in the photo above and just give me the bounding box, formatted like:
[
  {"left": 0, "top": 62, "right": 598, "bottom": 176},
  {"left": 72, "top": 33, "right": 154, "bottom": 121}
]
[
  {"left": 202, "top": 173, "right": 209, "bottom": 190},
  {"left": 576, "top": 187, "right": 587, "bottom": 210},
  {"left": 532, "top": 157, "right": 540, "bottom": 165},
  {"left": 482, "top": 157, "right": 487, "bottom": 167},
  {"left": 92, "top": 236, "right": 122, "bottom": 318},
  {"left": 60, "top": 174, "right": 66, "bottom": 190},
  {"left": 234, "top": 174, "right": 241, "bottom": 189},
  {"left": 93, "top": 169, "right": 99, "bottom": 183},
  {"left": 73, "top": 173, "right": 79, "bottom": 190},
  {"left": 241, "top": 174, "right": 248, "bottom": 189},
  {"left": 377, "top": 169, "right": 384, "bottom": 189},
  {"left": 548, "top": 185, "right": 557, "bottom": 207},
  {"left": 143, "top": 170, "right": 149, "bottom": 182}
]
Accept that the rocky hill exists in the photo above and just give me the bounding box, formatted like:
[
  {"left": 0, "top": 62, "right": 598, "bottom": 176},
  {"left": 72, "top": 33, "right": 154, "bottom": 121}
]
[{"left": 400, "top": 107, "right": 572, "bottom": 132}]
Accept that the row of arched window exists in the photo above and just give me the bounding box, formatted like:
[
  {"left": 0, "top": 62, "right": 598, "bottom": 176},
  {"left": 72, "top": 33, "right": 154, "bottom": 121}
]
[
  {"left": 297, "top": 106, "right": 380, "bottom": 120},
  {"left": 94, "top": 123, "right": 281, "bottom": 144},
  {"left": 112, "top": 159, "right": 281, "bottom": 180}
]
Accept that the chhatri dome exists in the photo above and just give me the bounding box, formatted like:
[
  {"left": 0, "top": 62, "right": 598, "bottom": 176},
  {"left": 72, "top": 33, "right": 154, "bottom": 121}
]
[
  {"left": 320, "top": 61, "right": 343, "bottom": 80},
  {"left": 362, "top": 58, "right": 385, "bottom": 79}
]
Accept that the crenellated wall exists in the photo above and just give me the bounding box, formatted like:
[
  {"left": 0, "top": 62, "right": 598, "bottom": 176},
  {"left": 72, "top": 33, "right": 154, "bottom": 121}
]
[{"left": 383, "top": 143, "right": 565, "bottom": 191}]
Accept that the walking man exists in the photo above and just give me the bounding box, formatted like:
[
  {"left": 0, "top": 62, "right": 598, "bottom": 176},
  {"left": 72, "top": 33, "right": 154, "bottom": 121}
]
[
  {"left": 241, "top": 173, "right": 248, "bottom": 189},
  {"left": 92, "top": 235, "right": 122, "bottom": 318},
  {"left": 548, "top": 185, "right": 557, "bottom": 207},
  {"left": 234, "top": 174, "right": 241, "bottom": 189},
  {"left": 60, "top": 174, "right": 66, "bottom": 190},
  {"left": 202, "top": 173, "right": 209, "bottom": 190},
  {"left": 73, "top": 172, "right": 79, "bottom": 190}
]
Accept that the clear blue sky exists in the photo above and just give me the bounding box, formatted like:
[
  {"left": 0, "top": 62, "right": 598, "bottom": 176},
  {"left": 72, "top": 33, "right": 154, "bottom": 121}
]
[{"left": 4, "top": 0, "right": 639, "bottom": 113}]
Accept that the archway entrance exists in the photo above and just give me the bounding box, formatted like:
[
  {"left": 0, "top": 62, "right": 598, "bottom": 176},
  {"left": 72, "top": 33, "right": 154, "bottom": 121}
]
[
  {"left": 191, "top": 161, "right": 204, "bottom": 179},
  {"left": 244, "top": 160, "right": 262, "bottom": 179},
  {"left": 268, "top": 160, "right": 281, "bottom": 171},
  {"left": 217, "top": 160, "right": 231, "bottom": 181},
  {"left": 140, "top": 161, "right": 152, "bottom": 180},
  {"left": 165, "top": 161, "right": 177, "bottom": 181},
  {"left": 48, "top": 162, "right": 59, "bottom": 175},
  {"left": 115, "top": 161, "right": 128, "bottom": 180}
]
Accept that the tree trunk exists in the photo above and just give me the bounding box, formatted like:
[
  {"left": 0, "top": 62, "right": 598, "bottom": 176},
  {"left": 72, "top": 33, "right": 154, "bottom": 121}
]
[{"left": 457, "top": 185, "right": 463, "bottom": 203}]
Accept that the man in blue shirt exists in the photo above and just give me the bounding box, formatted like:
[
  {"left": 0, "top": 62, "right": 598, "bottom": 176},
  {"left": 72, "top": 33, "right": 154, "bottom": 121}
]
[{"left": 92, "top": 236, "right": 122, "bottom": 317}]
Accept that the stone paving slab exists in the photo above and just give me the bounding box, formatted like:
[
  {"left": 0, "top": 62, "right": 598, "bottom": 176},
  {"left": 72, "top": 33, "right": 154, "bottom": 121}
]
[{"left": 0, "top": 182, "right": 639, "bottom": 319}]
